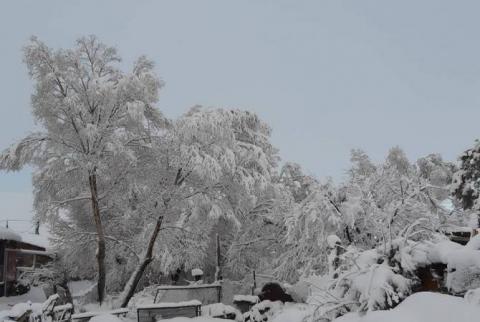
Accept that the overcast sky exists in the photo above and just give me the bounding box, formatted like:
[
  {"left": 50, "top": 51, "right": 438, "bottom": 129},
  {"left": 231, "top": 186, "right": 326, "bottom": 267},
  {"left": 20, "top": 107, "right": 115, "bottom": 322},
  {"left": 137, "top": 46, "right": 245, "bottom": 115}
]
[{"left": 1, "top": 0, "right": 480, "bottom": 227}]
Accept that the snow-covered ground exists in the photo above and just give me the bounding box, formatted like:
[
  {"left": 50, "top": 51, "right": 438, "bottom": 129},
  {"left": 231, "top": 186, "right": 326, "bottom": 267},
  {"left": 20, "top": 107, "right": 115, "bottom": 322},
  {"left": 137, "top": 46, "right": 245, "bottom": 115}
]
[
  {"left": 0, "top": 287, "right": 46, "bottom": 312},
  {"left": 335, "top": 292, "right": 480, "bottom": 322}
]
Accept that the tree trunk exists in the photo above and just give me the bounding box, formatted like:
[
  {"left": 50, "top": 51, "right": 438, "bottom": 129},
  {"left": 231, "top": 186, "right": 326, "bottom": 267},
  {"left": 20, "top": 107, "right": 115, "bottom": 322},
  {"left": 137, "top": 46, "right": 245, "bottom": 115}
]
[
  {"left": 119, "top": 215, "right": 164, "bottom": 308},
  {"left": 88, "top": 173, "right": 107, "bottom": 304},
  {"left": 215, "top": 233, "right": 222, "bottom": 281},
  {"left": 344, "top": 226, "right": 352, "bottom": 243}
]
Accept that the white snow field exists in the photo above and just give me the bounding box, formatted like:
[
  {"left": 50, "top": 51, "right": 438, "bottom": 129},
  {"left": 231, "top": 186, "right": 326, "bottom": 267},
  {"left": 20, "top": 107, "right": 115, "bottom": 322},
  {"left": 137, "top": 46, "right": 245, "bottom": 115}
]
[{"left": 334, "top": 292, "right": 480, "bottom": 322}]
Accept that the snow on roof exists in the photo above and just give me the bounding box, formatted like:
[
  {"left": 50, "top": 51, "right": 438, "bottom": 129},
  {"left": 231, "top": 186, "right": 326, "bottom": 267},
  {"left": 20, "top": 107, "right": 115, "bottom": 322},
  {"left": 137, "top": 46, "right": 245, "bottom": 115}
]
[
  {"left": 0, "top": 226, "right": 22, "bottom": 242},
  {"left": 19, "top": 232, "right": 51, "bottom": 250},
  {"left": 0, "top": 226, "right": 51, "bottom": 250}
]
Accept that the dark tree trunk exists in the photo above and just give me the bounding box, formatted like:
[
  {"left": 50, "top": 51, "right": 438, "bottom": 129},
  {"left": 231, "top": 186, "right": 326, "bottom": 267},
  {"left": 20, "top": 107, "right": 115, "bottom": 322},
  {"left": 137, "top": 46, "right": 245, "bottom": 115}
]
[
  {"left": 119, "top": 215, "right": 164, "bottom": 308},
  {"left": 345, "top": 226, "right": 352, "bottom": 243},
  {"left": 88, "top": 172, "right": 107, "bottom": 304}
]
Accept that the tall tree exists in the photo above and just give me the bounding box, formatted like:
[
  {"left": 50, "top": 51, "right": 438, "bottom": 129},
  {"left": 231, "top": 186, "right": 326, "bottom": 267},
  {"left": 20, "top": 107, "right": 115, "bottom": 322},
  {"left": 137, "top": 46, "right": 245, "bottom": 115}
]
[
  {"left": 116, "top": 107, "right": 280, "bottom": 306},
  {"left": 0, "top": 36, "right": 165, "bottom": 303}
]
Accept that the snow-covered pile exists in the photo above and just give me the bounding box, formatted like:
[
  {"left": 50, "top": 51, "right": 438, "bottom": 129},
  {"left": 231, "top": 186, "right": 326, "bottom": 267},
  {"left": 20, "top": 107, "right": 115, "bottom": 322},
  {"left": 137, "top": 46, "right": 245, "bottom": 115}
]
[
  {"left": 444, "top": 235, "right": 480, "bottom": 293},
  {"left": 334, "top": 292, "right": 480, "bottom": 322},
  {"left": 464, "top": 287, "right": 480, "bottom": 305},
  {"left": 244, "top": 300, "right": 311, "bottom": 322},
  {"left": 158, "top": 302, "right": 309, "bottom": 322},
  {"left": 0, "top": 287, "right": 46, "bottom": 312},
  {"left": 202, "top": 303, "right": 241, "bottom": 320},
  {"left": 420, "top": 235, "right": 480, "bottom": 294}
]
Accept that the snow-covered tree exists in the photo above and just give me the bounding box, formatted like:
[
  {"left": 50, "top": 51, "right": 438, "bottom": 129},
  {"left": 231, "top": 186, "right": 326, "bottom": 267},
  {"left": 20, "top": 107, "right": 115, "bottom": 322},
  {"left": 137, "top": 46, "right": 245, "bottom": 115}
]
[
  {"left": 452, "top": 140, "right": 480, "bottom": 226},
  {"left": 115, "top": 106, "right": 281, "bottom": 306},
  {"left": 275, "top": 147, "right": 455, "bottom": 282},
  {"left": 0, "top": 35, "right": 282, "bottom": 305},
  {"left": 279, "top": 162, "right": 317, "bottom": 203},
  {"left": 0, "top": 36, "right": 166, "bottom": 303},
  {"left": 275, "top": 178, "right": 345, "bottom": 282},
  {"left": 343, "top": 147, "right": 454, "bottom": 248}
]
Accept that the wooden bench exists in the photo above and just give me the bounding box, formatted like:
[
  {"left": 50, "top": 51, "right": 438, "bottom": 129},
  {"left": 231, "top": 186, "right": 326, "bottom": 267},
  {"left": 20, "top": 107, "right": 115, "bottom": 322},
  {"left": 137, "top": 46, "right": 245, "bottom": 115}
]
[
  {"left": 71, "top": 308, "right": 129, "bottom": 322},
  {"left": 153, "top": 283, "right": 221, "bottom": 305},
  {"left": 137, "top": 300, "right": 201, "bottom": 322}
]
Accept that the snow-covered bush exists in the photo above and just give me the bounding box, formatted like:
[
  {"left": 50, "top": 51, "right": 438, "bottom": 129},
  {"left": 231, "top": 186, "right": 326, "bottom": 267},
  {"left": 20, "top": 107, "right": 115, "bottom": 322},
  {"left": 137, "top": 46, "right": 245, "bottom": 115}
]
[
  {"left": 306, "top": 230, "right": 480, "bottom": 321},
  {"left": 306, "top": 221, "right": 439, "bottom": 322},
  {"left": 308, "top": 245, "right": 413, "bottom": 321}
]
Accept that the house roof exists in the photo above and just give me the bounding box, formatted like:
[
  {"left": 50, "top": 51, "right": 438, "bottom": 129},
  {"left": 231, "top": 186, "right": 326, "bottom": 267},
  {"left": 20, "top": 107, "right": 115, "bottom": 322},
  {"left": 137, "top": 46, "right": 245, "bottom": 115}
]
[
  {"left": 19, "top": 232, "right": 50, "bottom": 250},
  {"left": 0, "top": 226, "right": 51, "bottom": 250},
  {"left": 0, "top": 226, "right": 22, "bottom": 242}
]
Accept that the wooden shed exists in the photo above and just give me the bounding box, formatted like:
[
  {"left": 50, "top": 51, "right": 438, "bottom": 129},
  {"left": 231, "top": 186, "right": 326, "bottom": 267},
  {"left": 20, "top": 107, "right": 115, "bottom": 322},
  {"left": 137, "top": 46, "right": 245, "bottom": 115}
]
[{"left": 0, "top": 227, "right": 54, "bottom": 296}]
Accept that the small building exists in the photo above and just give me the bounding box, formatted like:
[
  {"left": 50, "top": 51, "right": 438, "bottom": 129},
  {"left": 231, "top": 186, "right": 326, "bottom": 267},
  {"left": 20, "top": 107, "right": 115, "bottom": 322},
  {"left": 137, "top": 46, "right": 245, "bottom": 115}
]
[{"left": 0, "top": 227, "right": 54, "bottom": 296}]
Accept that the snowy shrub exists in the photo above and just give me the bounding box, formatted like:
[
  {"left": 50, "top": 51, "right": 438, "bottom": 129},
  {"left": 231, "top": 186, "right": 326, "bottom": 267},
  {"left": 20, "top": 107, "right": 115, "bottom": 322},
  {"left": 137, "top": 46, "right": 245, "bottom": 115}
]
[
  {"left": 308, "top": 250, "right": 412, "bottom": 321},
  {"left": 306, "top": 229, "right": 437, "bottom": 322}
]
